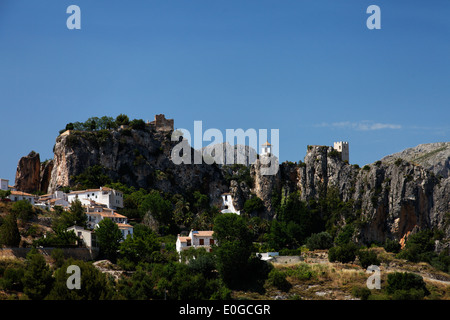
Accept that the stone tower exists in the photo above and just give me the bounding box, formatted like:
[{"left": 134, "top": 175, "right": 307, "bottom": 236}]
[{"left": 333, "top": 141, "right": 349, "bottom": 162}]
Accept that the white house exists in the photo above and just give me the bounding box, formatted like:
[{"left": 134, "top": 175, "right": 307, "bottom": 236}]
[
  {"left": 220, "top": 193, "right": 240, "bottom": 215},
  {"left": 67, "top": 225, "right": 97, "bottom": 248},
  {"left": 8, "top": 190, "right": 35, "bottom": 204},
  {"left": 176, "top": 230, "right": 215, "bottom": 257},
  {"left": 85, "top": 206, "right": 133, "bottom": 239},
  {"left": 36, "top": 191, "right": 69, "bottom": 210},
  {"left": 67, "top": 187, "right": 124, "bottom": 210}
]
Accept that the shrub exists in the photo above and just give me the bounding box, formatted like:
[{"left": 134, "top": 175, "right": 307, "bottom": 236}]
[
  {"left": 116, "top": 114, "right": 130, "bottom": 126},
  {"left": 243, "top": 196, "right": 264, "bottom": 215},
  {"left": 383, "top": 239, "right": 401, "bottom": 253},
  {"left": 130, "top": 119, "right": 146, "bottom": 131},
  {"left": 357, "top": 249, "right": 380, "bottom": 269},
  {"left": 267, "top": 268, "right": 291, "bottom": 292},
  {"left": 351, "top": 286, "right": 371, "bottom": 300},
  {"left": 386, "top": 272, "right": 429, "bottom": 300},
  {"left": 363, "top": 165, "right": 371, "bottom": 171},
  {"left": 394, "top": 158, "right": 403, "bottom": 166},
  {"left": 306, "top": 232, "right": 333, "bottom": 250},
  {"left": 328, "top": 242, "right": 358, "bottom": 264},
  {"left": 11, "top": 200, "right": 35, "bottom": 221}
]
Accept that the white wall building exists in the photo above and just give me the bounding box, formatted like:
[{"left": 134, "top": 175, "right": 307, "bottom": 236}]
[
  {"left": 67, "top": 225, "right": 97, "bottom": 248},
  {"left": 176, "top": 230, "right": 215, "bottom": 258},
  {"left": 85, "top": 206, "right": 133, "bottom": 239},
  {"left": 8, "top": 191, "right": 35, "bottom": 204},
  {"left": 333, "top": 141, "right": 349, "bottom": 162},
  {"left": 67, "top": 187, "right": 124, "bottom": 210},
  {"left": 0, "top": 179, "right": 9, "bottom": 191},
  {"left": 36, "top": 191, "right": 69, "bottom": 210},
  {"left": 261, "top": 141, "right": 272, "bottom": 157},
  {"left": 220, "top": 193, "right": 240, "bottom": 215}
]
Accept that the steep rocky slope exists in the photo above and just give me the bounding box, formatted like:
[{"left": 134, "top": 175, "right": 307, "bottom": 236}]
[
  {"left": 47, "top": 126, "right": 228, "bottom": 204},
  {"left": 382, "top": 142, "right": 450, "bottom": 178}
]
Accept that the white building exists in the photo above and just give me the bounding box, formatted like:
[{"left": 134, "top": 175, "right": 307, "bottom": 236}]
[
  {"left": 176, "top": 230, "right": 215, "bottom": 257},
  {"left": 67, "top": 225, "right": 97, "bottom": 248},
  {"left": 8, "top": 191, "right": 35, "bottom": 204},
  {"left": 85, "top": 206, "right": 133, "bottom": 239},
  {"left": 333, "top": 141, "right": 349, "bottom": 162},
  {"left": 36, "top": 191, "right": 69, "bottom": 210},
  {"left": 0, "top": 179, "right": 9, "bottom": 191},
  {"left": 67, "top": 187, "right": 124, "bottom": 210},
  {"left": 261, "top": 141, "right": 272, "bottom": 157},
  {"left": 220, "top": 193, "right": 240, "bottom": 215}
]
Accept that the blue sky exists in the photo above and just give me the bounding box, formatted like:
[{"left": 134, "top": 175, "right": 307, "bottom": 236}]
[{"left": 1, "top": 1, "right": 449, "bottom": 183}]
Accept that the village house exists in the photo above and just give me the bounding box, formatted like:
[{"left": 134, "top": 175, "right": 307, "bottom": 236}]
[
  {"left": 67, "top": 225, "right": 97, "bottom": 249},
  {"left": 176, "top": 230, "right": 215, "bottom": 259},
  {"left": 36, "top": 191, "right": 70, "bottom": 210},
  {"left": 85, "top": 205, "right": 133, "bottom": 239},
  {"left": 8, "top": 190, "right": 36, "bottom": 204},
  {"left": 67, "top": 187, "right": 124, "bottom": 210}
]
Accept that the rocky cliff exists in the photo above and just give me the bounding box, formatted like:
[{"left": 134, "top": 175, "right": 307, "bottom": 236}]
[
  {"left": 273, "top": 145, "right": 450, "bottom": 249},
  {"left": 48, "top": 125, "right": 228, "bottom": 204}
]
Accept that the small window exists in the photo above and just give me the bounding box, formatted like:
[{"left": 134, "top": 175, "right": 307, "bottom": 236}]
[
  {"left": 210, "top": 239, "right": 214, "bottom": 245},
  {"left": 199, "top": 239, "right": 204, "bottom": 245}
]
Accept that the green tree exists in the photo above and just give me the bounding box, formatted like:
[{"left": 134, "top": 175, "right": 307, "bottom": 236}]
[
  {"left": 0, "top": 213, "right": 21, "bottom": 247},
  {"left": 0, "top": 190, "right": 11, "bottom": 200},
  {"left": 386, "top": 272, "right": 429, "bottom": 300},
  {"left": 213, "top": 213, "right": 253, "bottom": 288},
  {"left": 115, "top": 114, "right": 130, "bottom": 126},
  {"left": 69, "top": 199, "right": 87, "bottom": 228},
  {"left": 306, "top": 232, "right": 333, "bottom": 250},
  {"left": 72, "top": 165, "right": 112, "bottom": 190},
  {"left": 47, "top": 259, "right": 115, "bottom": 300},
  {"left": 22, "top": 250, "right": 54, "bottom": 300},
  {"left": 117, "top": 265, "right": 156, "bottom": 300},
  {"left": 96, "top": 218, "right": 123, "bottom": 262},
  {"left": 328, "top": 242, "right": 358, "bottom": 264},
  {"left": 130, "top": 119, "right": 146, "bottom": 130},
  {"left": 243, "top": 196, "right": 264, "bottom": 215},
  {"left": 11, "top": 200, "right": 35, "bottom": 221},
  {"left": 118, "top": 224, "right": 161, "bottom": 269},
  {"left": 357, "top": 248, "right": 380, "bottom": 269}
]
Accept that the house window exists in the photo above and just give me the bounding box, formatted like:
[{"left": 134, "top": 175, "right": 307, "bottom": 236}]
[
  {"left": 187, "top": 240, "right": 191, "bottom": 246},
  {"left": 210, "top": 239, "right": 214, "bottom": 245},
  {"left": 199, "top": 239, "right": 204, "bottom": 245}
]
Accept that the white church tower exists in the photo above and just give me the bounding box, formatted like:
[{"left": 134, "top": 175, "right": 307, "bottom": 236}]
[
  {"left": 333, "top": 141, "right": 349, "bottom": 162},
  {"left": 261, "top": 141, "right": 272, "bottom": 157}
]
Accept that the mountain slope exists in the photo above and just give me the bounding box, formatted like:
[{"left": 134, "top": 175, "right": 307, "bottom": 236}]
[{"left": 382, "top": 142, "right": 450, "bottom": 178}]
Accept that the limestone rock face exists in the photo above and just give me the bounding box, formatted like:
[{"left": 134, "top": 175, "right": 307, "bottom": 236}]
[
  {"left": 48, "top": 126, "right": 228, "bottom": 204},
  {"left": 15, "top": 151, "right": 41, "bottom": 193},
  {"left": 276, "top": 145, "right": 450, "bottom": 251},
  {"left": 382, "top": 142, "right": 450, "bottom": 178}
]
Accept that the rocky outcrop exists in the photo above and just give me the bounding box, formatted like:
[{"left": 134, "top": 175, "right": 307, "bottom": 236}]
[
  {"left": 382, "top": 142, "right": 450, "bottom": 178},
  {"left": 275, "top": 145, "right": 450, "bottom": 250},
  {"left": 48, "top": 125, "right": 228, "bottom": 204},
  {"left": 40, "top": 160, "right": 53, "bottom": 193},
  {"left": 15, "top": 151, "right": 41, "bottom": 193}
]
